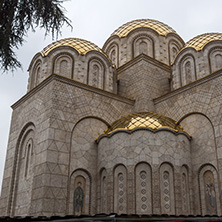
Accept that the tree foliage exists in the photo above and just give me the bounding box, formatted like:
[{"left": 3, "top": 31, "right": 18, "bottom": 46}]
[{"left": 0, "top": 0, "right": 72, "bottom": 72}]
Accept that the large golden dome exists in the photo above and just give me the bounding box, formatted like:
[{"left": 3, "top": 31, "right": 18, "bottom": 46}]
[
  {"left": 185, "top": 33, "right": 222, "bottom": 51},
  {"left": 111, "top": 19, "right": 177, "bottom": 38},
  {"left": 104, "top": 112, "right": 186, "bottom": 135},
  {"left": 41, "top": 38, "right": 105, "bottom": 56}
]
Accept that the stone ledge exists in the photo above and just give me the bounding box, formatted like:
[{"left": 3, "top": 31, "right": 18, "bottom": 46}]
[
  {"left": 11, "top": 74, "right": 135, "bottom": 109},
  {"left": 154, "top": 69, "right": 222, "bottom": 104},
  {"left": 117, "top": 54, "right": 171, "bottom": 74}
]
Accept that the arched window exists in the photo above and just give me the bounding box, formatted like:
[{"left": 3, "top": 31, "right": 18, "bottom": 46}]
[
  {"left": 53, "top": 54, "right": 73, "bottom": 78},
  {"left": 88, "top": 59, "right": 105, "bottom": 90},
  {"left": 180, "top": 56, "right": 196, "bottom": 86},
  {"left": 215, "top": 54, "right": 222, "bottom": 69},
  {"left": 133, "top": 36, "right": 153, "bottom": 58},
  {"left": 24, "top": 139, "right": 33, "bottom": 178}
]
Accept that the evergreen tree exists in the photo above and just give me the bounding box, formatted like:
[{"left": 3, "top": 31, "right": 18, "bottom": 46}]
[{"left": 0, "top": 0, "right": 72, "bottom": 72}]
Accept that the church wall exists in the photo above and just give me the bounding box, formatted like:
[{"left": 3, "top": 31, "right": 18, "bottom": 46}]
[
  {"left": 97, "top": 130, "right": 191, "bottom": 215},
  {"left": 117, "top": 57, "right": 171, "bottom": 112},
  {"left": 69, "top": 117, "right": 108, "bottom": 215},
  {"left": 36, "top": 78, "right": 134, "bottom": 216},
  {"left": 0, "top": 80, "right": 54, "bottom": 216},
  {"left": 0, "top": 75, "right": 134, "bottom": 217},
  {"left": 154, "top": 72, "right": 222, "bottom": 215}
]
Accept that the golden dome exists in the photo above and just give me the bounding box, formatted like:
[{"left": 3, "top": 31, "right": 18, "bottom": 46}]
[
  {"left": 41, "top": 38, "right": 105, "bottom": 56},
  {"left": 185, "top": 33, "right": 222, "bottom": 51},
  {"left": 104, "top": 112, "right": 186, "bottom": 135},
  {"left": 111, "top": 19, "right": 177, "bottom": 38}
]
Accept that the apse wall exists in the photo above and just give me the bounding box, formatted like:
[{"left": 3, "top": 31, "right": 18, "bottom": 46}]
[{"left": 97, "top": 129, "right": 191, "bottom": 215}]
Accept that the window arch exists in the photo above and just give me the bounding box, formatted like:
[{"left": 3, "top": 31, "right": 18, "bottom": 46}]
[
  {"left": 108, "top": 43, "right": 119, "bottom": 67},
  {"left": 133, "top": 35, "right": 154, "bottom": 58},
  {"left": 209, "top": 48, "right": 222, "bottom": 73},
  {"left": 53, "top": 54, "right": 73, "bottom": 78},
  {"left": 168, "top": 40, "right": 181, "bottom": 64},
  {"left": 180, "top": 54, "right": 196, "bottom": 86},
  {"left": 24, "top": 139, "right": 33, "bottom": 178},
  {"left": 31, "top": 61, "right": 42, "bottom": 89},
  {"left": 87, "top": 58, "right": 105, "bottom": 90}
]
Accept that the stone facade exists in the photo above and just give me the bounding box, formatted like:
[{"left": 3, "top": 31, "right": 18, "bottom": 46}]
[{"left": 1, "top": 19, "right": 222, "bottom": 217}]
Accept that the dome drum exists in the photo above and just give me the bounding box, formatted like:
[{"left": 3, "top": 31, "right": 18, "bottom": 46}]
[
  {"left": 28, "top": 38, "right": 116, "bottom": 93},
  {"left": 103, "top": 19, "right": 184, "bottom": 67}
]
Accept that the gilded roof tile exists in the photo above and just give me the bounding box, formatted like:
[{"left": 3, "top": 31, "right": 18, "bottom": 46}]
[
  {"left": 111, "top": 19, "right": 176, "bottom": 38},
  {"left": 41, "top": 38, "right": 105, "bottom": 56},
  {"left": 185, "top": 33, "right": 222, "bottom": 51},
  {"left": 104, "top": 112, "right": 186, "bottom": 135}
]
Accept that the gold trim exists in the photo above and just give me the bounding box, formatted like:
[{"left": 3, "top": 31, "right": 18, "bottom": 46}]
[{"left": 103, "top": 112, "right": 187, "bottom": 135}]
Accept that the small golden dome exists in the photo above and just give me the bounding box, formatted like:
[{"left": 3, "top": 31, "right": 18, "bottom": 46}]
[
  {"left": 185, "top": 33, "right": 222, "bottom": 51},
  {"left": 41, "top": 38, "right": 106, "bottom": 56},
  {"left": 111, "top": 19, "right": 177, "bottom": 38},
  {"left": 104, "top": 112, "right": 186, "bottom": 135}
]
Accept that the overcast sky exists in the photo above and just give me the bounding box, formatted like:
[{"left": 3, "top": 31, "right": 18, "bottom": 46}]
[{"left": 1, "top": 0, "right": 222, "bottom": 192}]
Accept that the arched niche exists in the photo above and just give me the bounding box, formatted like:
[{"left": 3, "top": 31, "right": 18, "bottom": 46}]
[
  {"left": 107, "top": 43, "right": 119, "bottom": 67},
  {"left": 179, "top": 113, "right": 216, "bottom": 163},
  {"left": 53, "top": 53, "right": 74, "bottom": 79},
  {"left": 179, "top": 113, "right": 217, "bottom": 215},
  {"left": 113, "top": 164, "right": 127, "bottom": 214},
  {"left": 30, "top": 60, "right": 42, "bottom": 89},
  {"left": 100, "top": 168, "right": 107, "bottom": 213},
  {"left": 168, "top": 40, "right": 181, "bottom": 64},
  {"left": 199, "top": 165, "right": 221, "bottom": 215},
  {"left": 159, "top": 163, "right": 175, "bottom": 214},
  {"left": 181, "top": 165, "right": 190, "bottom": 214},
  {"left": 133, "top": 35, "right": 154, "bottom": 58},
  {"left": 70, "top": 117, "right": 108, "bottom": 214},
  {"left": 180, "top": 55, "right": 196, "bottom": 86},
  {"left": 135, "top": 162, "right": 152, "bottom": 214},
  {"left": 87, "top": 58, "right": 105, "bottom": 90},
  {"left": 11, "top": 123, "right": 36, "bottom": 216},
  {"left": 69, "top": 169, "right": 91, "bottom": 215},
  {"left": 209, "top": 48, "right": 222, "bottom": 73},
  {"left": 70, "top": 117, "right": 108, "bottom": 170}
]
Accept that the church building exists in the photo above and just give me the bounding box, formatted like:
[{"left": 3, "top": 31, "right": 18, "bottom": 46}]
[{"left": 1, "top": 19, "right": 222, "bottom": 220}]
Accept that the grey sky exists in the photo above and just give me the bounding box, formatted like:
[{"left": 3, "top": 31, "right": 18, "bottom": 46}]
[{"left": 1, "top": 0, "right": 222, "bottom": 192}]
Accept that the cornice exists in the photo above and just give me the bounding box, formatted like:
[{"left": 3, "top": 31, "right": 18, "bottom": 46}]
[
  {"left": 11, "top": 74, "right": 135, "bottom": 109},
  {"left": 97, "top": 127, "right": 191, "bottom": 143},
  {"left": 154, "top": 69, "right": 222, "bottom": 104},
  {"left": 117, "top": 54, "right": 171, "bottom": 74}
]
